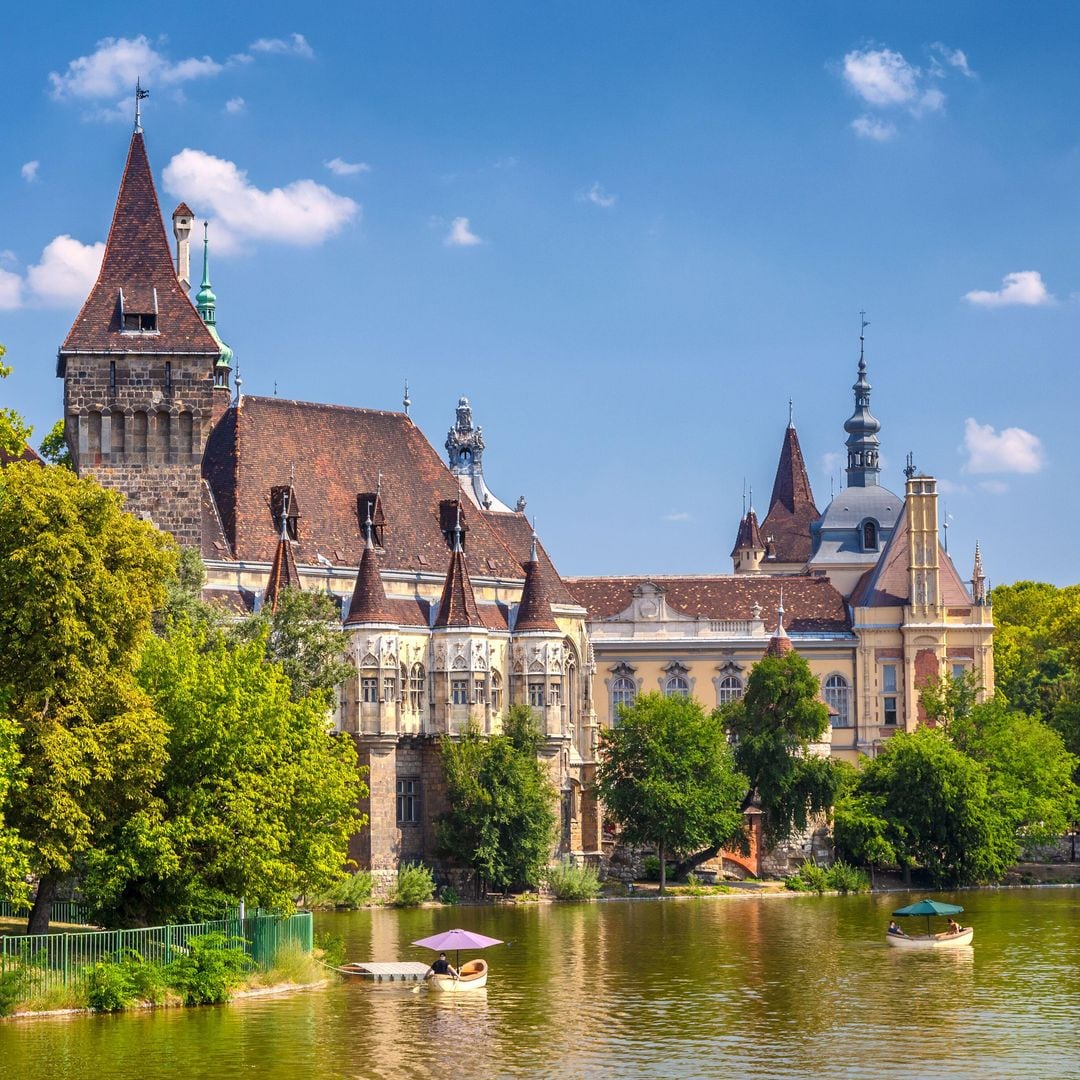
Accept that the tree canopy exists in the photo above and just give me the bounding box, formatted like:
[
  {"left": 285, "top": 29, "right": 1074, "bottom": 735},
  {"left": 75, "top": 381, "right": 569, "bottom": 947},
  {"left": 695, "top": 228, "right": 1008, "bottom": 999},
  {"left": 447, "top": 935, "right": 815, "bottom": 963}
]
[
  {"left": 0, "top": 345, "right": 33, "bottom": 458},
  {"left": 437, "top": 706, "right": 557, "bottom": 892},
  {"left": 725, "top": 650, "right": 843, "bottom": 846},
  {"left": 88, "top": 617, "right": 365, "bottom": 926},
  {"left": 595, "top": 692, "right": 746, "bottom": 892},
  {"left": 0, "top": 462, "right": 176, "bottom": 931},
  {"left": 38, "top": 419, "right": 73, "bottom": 469}
]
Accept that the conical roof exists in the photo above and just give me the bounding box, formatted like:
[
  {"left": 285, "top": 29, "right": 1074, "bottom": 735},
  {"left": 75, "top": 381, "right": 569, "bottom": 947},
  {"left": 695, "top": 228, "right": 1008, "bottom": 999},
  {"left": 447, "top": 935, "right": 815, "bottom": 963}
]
[
  {"left": 61, "top": 132, "right": 219, "bottom": 357},
  {"left": 345, "top": 536, "right": 394, "bottom": 626},
  {"left": 264, "top": 533, "right": 301, "bottom": 614},
  {"left": 730, "top": 508, "right": 764, "bottom": 558},
  {"left": 433, "top": 529, "right": 483, "bottom": 629},
  {"left": 514, "top": 536, "right": 559, "bottom": 632},
  {"left": 760, "top": 425, "right": 819, "bottom": 564}
]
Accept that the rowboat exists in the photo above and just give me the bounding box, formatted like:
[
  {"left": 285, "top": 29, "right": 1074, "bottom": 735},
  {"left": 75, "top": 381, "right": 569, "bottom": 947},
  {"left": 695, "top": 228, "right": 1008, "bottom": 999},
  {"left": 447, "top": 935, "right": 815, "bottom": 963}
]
[
  {"left": 886, "top": 926, "right": 974, "bottom": 950},
  {"left": 886, "top": 898, "right": 973, "bottom": 950},
  {"left": 429, "top": 958, "right": 488, "bottom": 992}
]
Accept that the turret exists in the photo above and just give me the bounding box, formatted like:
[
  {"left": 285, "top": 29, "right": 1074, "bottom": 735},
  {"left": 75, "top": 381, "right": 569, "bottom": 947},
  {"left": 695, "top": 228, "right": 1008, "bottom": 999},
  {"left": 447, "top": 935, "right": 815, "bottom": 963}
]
[
  {"left": 446, "top": 396, "right": 513, "bottom": 512},
  {"left": 843, "top": 316, "right": 882, "bottom": 488},
  {"left": 172, "top": 203, "right": 193, "bottom": 292},
  {"left": 731, "top": 494, "right": 766, "bottom": 574}
]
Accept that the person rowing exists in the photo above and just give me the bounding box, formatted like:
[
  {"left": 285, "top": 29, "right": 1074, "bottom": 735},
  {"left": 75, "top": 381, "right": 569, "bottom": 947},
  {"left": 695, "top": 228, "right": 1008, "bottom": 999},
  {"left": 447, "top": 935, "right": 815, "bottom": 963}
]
[{"left": 425, "top": 952, "right": 459, "bottom": 981}]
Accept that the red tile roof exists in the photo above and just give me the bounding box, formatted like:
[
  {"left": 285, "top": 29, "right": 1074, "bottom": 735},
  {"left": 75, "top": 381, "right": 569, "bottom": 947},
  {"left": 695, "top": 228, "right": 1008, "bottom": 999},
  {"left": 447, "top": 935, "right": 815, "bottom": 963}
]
[
  {"left": 761, "top": 426, "right": 819, "bottom": 564},
  {"left": 433, "top": 547, "right": 484, "bottom": 628},
  {"left": 172, "top": 202, "right": 195, "bottom": 218},
  {"left": 731, "top": 509, "right": 764, "bottom": 557},
  {"left": 345, "top": 542, "right": 393, "bottom": 625},
  {"left": 514, "top": 553, "right": 560, "bottom": 632},
  {"left": 60, "top": 133, "right": 219, "bottom": 358},
  {"left": 564, "top": 575, "right": 851, "bottom": 634},
  {"left": 201, "top": 396, "right": 525, "bottom": 578},
  {"left": 0, "top": 445, "right": 43, "bottom": 467},
  {"left": 482, "top": 511, "right": 578, "bottom": 605}
]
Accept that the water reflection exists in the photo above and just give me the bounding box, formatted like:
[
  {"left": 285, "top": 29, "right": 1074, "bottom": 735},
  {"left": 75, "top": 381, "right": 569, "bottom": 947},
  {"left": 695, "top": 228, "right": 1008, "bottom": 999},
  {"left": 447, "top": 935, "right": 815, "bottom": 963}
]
[{"left": 0, "top": 889, "right": 1077, "bottom": 1079}]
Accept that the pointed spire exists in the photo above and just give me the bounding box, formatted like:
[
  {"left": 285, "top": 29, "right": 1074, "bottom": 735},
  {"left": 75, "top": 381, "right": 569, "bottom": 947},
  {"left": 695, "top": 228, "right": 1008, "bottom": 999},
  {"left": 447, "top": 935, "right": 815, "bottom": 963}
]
[
  {"left": 195, "top": 222, "right": 233, "bottom": 388},
  {"left": 516, "top": 527, "right": 559, "bottom": 632},
  {"left": 730, "top": 506, "right": 764, "bottom": 559},
  {"left": 760, "top": 420, "right": 820, "bottom": 565},
  {"left": 843, "top": 312, "right": 882, "bottom": 489},
  {"left": 434, "top": 506, "right": 483, "bottom": 629},
  {"left": 345, "top": 513, "right": 393, "bottom": 626},
  {"left": 971, "top": 541, "right": 987, "bottom": 605},
  {"left": 265, "top": 492, "right": 304, "bottom": 617},
  {"left": 765, "top": 587, "right": 793, "bottom": 657}
]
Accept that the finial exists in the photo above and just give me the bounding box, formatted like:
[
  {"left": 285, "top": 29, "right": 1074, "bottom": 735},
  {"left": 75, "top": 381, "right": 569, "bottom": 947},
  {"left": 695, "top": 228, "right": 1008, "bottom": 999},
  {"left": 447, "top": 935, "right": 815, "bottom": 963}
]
[
  {"left": 788, "top": 398, "right": 794, "bottom": 428},
  {"left": 134, "top": 78, "right": 150, "bottom": 134},
  {"left": 364, "top": 504, "right": 374, "bottom": 549},
  {"left": 942, "top": 507, "right": 950, "bottom": 553},
  {"left": 530, "top": 517, "right": 539, "bottom": 563},
  {"left": 859, "top": 309, "right": 869, "bottom": 367},
  {"left": 377, "top": 472, "right": 382, "bottom": 496},
  {"left": 777, "top": 586, "right": 786, "bottom": 634},
  {"left": 289, "top": 463, "right": 296, "bottom": 486},
  {"left": 403, "top": 379, "right": 411, "bottom": 416},
  {"left": 904, "top": 451, "right": 916, "bottom": 480},
  {"left": 453, "top": 503, "right": 463, "bottom": 552},
  {"left": 741, "top": 478, "right": 746, "bottom": 518},
  {"left": 748, "top": 484, "right": 754, "bottom": 515},
  {"left": 279, "top": 487, "right": 290, "bottom": 541}
]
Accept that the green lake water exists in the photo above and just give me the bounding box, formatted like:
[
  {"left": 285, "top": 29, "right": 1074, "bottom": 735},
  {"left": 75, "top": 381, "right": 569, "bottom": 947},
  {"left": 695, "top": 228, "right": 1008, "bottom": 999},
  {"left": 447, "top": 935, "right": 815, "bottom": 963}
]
[{"left": 2, "top": 888, "right": 1077, "bottom": 1079}]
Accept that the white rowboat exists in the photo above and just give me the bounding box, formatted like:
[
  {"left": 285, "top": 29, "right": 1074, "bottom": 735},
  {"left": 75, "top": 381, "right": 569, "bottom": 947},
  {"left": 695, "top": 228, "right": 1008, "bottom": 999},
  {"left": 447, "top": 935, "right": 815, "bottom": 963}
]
[
  {"left": 886, "top": 927, "right": 974, "bottom": 950},
  {"left": 429, "top": 958, "right": 488, "bottom": 991}
]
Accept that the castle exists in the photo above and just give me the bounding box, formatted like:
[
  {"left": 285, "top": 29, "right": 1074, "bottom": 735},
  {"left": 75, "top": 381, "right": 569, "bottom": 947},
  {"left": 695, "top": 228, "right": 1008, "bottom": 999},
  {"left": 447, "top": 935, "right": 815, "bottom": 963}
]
[{"left": 55, "top": 123, "right": 993, "bottom": 877}]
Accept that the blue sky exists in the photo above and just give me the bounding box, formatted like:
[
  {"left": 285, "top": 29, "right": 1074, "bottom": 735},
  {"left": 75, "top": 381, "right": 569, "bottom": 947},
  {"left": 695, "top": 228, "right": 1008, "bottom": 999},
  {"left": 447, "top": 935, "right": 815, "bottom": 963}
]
[{"left": 2, "top": 3, "right": 1078, "bottom": 586}]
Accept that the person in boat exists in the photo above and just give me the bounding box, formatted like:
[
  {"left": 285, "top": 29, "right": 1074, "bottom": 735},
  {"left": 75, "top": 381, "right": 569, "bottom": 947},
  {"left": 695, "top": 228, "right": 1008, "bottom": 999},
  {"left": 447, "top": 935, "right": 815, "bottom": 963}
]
[
  {"left": 947, "top": 918, "right": 963, "bottom": 934},
  {"left": 425, "top": 953, "right": 459, "bottom": 981},
  {"left": 888, "top": 921, "right": 907, "bottom": 936}
]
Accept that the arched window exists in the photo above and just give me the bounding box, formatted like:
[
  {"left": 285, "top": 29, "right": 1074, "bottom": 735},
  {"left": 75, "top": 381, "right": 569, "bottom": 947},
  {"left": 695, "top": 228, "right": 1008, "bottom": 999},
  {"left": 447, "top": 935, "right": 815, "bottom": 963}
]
[
  {"left": 409, "top": 663, "right": 426, "bottom": 712},
  {"left": 110, "top": 409, "right": 126, "bottom": 454},
  {"left": 490, "top": 669, "right": 503, "bottom": 713},
  {"left": 664, "top": 676, "right": 690, "bottom": 698},
  {"left": 360, "top": 653, "right": 379, "bottom": 705},
  {"left": 132, "top": 411, "right": 148, "bottom": 455},
  {"left": 718, "top": 675, "right": 743, "bottom": 706},
  {"left": 610, "top": 676, "right": 636, "bottom": 719},
  {"left": 862, "top": 520, "right": 878, "bottom": 551},
  {"left": 824, "top": 673, "right": 852, "bottom": 728}
]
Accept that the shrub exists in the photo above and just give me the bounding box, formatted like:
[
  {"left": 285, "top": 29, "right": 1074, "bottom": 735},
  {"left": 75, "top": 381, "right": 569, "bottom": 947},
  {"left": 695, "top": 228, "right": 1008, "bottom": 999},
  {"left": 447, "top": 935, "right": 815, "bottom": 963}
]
[
  {"left": 438, "top": 885, "right": 460, "bottom": 906},
  {"left": 642, "top": 856, "right": 661, "bottom": 881},
  {"left": 166, "top": 933, "right": 253, "bottom": 1005},
  {"left": 314, "top": 931, "right": 346, "bottom": 969},
  {"left": 0, "top": 968, "right": 29, "bottom": 1017},
  {"left": 545, "top": 863, "right": 600, "bottom": 901},
  {"left": 785, "top": 861, "right": 831, "bottom": 894},
  {"left": 389, "top": 863, "right": 435, "bottom": 907},
  {"left": 310, "top": 871, "right": 374, "bottom": 910},
  {"left": 825, "top": 860, "right": 870, "bottom": 895},
  {"left": 87, "top": 961, "right": 138, "bottom": 1012}
]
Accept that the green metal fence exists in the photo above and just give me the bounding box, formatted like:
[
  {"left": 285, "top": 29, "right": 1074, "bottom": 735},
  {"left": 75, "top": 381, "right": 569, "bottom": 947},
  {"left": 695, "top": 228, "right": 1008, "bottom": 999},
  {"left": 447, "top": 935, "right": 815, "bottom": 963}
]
[
  {"left": 0, "top": 912, "right": 313, "bottom": 1000},
  {"left": 0, "top": 900, "right": 94, "bottom": 926}
]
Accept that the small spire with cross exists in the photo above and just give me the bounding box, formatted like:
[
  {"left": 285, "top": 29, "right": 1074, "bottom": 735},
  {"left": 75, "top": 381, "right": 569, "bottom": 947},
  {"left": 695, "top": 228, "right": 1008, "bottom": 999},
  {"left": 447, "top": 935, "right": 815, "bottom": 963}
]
[
  {"left": 788, "top": 398, "right": 794, "bottom": 428},
  {"left": 134, "top": 78, "right": 150, "bottom": 134},
  {"left": 403, "top": 378, "right": 411, "bottom": 416},
  {"left": 859, "top": 309, "right": 869, "bottom": 364}
]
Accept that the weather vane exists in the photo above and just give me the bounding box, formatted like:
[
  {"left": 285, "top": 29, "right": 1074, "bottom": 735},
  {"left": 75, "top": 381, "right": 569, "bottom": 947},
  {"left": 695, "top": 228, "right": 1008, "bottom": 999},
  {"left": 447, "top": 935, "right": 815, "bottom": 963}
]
[
  {"left": 134, "top": 78, "right": 150, "bottom": 134},
  {"left": 859, "top": 309, "right": 869, "bottom": 362}
]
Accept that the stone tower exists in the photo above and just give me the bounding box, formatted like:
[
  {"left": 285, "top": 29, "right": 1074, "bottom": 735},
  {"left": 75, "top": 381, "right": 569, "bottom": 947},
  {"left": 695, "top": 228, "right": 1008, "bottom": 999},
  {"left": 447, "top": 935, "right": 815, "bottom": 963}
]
[{"left": 57, "top": 128, "right": 220, "bottom": 549}]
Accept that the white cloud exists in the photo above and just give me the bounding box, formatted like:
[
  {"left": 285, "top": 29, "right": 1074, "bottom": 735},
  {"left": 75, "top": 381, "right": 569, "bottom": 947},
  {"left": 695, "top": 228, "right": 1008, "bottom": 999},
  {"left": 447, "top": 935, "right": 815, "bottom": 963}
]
[
  {"left": 916, "top": 87, "right": 946, "bottom": 115},
  {"left": 851, "top": 116, "right": 896, "bottom": 141},
  {"left": 445, "top": 217, "right": 482, "bottom": 247},
  {"left": 21, "top": 160, "right": 39, "bottom": 183},
  {"left": 662, "top": 511, "right": 691, "bottom": 522},
  {"left": 936, "top": 478, "right": 971, "bottom": 496},
  {"left": 48, "top": 36, "right": 222, "bottom": 100},
  {"left": 25, "top": 235, "right": 105, "bottom": 307},
  {"left": 248, "top": 34, "right": 314, "bottom": 59},
  {"left": 162, "top": 149, "right": 359, "bottom": 253},
  {"left": 962, "top": 418, "right": 1045, "bottom": 475},
  {"left": 579, "top": 182, "right": 617, "bottom": 208},
  {"left": 964, "top": 270, "right": 1053, "bottom": 308},
  {"left": 224, "top": 97, "right": 246, "bottom": 114},
  {"left": 843, "top": 48, "right": 920, "bottom": 107},
  {"left": 931, "top": 43, "right": 974, "bottom": 78},
  {"left": 0, "top": 268, "right": 23, "bottom": 311},
  {"left": 325, "top": 157, "right": 370, "bottom": 177},
  {"left": 821, "top": 451, "right": 843, "bottom": 474},
  {"left": 978, "top": 479, "right": 1009, "bottom": 495}
]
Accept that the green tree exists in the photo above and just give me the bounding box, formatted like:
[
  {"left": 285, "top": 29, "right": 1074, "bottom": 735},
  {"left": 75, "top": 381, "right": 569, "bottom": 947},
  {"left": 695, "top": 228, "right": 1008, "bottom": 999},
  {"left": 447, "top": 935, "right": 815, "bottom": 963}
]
[
  {"left": 231, "top": 587, "right": 351, "bottom": 704},
  {"left": 594, "top": 693, "right": 746, "bottom": 893},
  {"left": 834, "top": 727, "right": 1015, "bottom": 886},
  {"left": 90, "top": 618, "right": 365, "bottom": 925},
  {"left": 725, "top": 651, "right": 843, "bottom": 845},
  {"left": 919, "top": 670, "right": 981, "bottom": 732},
  {"left": 437, "top": 706, "right": 558, "bottom": 893},
  {"left": 951, "top": 698, "right": 1078, "bottom": 849},
  {"left": 37, "top": 420, "right": 73, "bottom": 469},
  {"left": 0, "top": 463, "right": 176, "bottom": 932},
  {"left": 0, "top": 345, "right": 34, "bottom": 458}
]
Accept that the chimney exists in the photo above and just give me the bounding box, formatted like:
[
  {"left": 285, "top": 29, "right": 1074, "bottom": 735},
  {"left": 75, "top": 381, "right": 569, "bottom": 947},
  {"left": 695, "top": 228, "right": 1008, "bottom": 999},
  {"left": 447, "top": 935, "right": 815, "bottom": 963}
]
[{"left": 172, "top": 203, "right": 194, "bottom": 292}]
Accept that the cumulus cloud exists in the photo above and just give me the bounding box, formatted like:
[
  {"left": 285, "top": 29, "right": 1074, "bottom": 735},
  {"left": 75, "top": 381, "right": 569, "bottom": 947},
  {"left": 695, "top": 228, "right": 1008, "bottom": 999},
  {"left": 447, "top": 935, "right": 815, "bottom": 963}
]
[
  {"left": 844, "top": 48, "right": 921, "bottom": 107},
  {"left": 26, "top": 235, "right": 105, "bottom": 306},
  {"left": 579, "top": 182, "right": 617, "bottom": 208},
  {"left": 445, "top": 217, "right": 482, "bottom": 247},
  {"left": 324, "top": 157, "right": 370, "bottom": 177},
  {"left": 964, "top": 270, "right": 1053, "bottom": 308},
  {"left": 224, "top": 96, "right": 246, "bottom": 114},
  {"left": 248, "top": 34, "right": 314, "bottom": 59},
  {"left": 930, "top": 42, "right": 975, "bottom": 78},
  {"left": 48, "top": 36, "right": 222, "bottom": 100},
  {"left": 0, "top": 268, "right": 23, "bottom": 310},
  {"left": 21, "top": 160, "right": 39, "bottom": 183},
  {"left": 962, "top": 418, "right": 1045, "bottom": 475},
  {"left": 162, "top": 149, "right": 358, "bottom": 253},
  {"left": 850, "top": 116, "right": 896, "bottom": 141}
]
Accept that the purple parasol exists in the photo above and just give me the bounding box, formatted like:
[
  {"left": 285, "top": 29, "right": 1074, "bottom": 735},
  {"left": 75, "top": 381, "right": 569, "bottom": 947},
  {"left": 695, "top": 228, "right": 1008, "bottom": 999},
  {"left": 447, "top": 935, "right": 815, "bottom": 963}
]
[{"left": 412, "top": 928, "right": 504, "bottom": 969}]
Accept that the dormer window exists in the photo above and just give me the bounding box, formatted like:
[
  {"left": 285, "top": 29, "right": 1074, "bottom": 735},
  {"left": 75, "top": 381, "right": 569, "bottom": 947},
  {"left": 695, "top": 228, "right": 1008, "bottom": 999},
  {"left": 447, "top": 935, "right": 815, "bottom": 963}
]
[
  {"left": 123, "top": 312, "right": 157, "bottom": 332},
  {"left": 270, "top": 485, "right": 300, "bottom": 542},
  {"left": 862, "top": 519, "right": 878, "bottom": 551},
  {"left": 118, "top": 287, "right": 159, "bottom": 334}
]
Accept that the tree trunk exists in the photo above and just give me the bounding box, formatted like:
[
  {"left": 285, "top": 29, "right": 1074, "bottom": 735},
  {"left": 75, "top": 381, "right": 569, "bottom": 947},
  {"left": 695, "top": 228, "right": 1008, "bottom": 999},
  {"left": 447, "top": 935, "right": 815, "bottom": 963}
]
[
  {"left": 658, "top": 842, "right": 666, "bottom": 896},
  {"left": 27, "top": 872, "right": 60, "bottom": 936}
]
